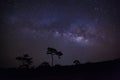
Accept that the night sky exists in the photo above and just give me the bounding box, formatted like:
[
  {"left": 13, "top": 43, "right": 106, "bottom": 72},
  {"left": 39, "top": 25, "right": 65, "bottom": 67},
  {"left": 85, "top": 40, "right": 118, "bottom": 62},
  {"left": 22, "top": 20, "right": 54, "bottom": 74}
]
[{"left": 1, "top": 0, "right": 120, "bottom": 68}]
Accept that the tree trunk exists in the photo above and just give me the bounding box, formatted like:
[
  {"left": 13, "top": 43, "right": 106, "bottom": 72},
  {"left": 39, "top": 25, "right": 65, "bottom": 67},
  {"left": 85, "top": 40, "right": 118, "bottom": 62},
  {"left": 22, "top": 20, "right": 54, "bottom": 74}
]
[{"left": 51, "top": 54, "right": 53, "bottom": 66}]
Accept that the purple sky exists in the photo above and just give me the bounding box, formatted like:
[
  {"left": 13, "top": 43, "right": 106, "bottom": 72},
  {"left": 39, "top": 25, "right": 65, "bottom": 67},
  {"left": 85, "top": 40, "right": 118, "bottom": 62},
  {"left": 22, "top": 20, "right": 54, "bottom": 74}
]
[{"left": 1, "top": 0, "right": 120, "bottom": 68}]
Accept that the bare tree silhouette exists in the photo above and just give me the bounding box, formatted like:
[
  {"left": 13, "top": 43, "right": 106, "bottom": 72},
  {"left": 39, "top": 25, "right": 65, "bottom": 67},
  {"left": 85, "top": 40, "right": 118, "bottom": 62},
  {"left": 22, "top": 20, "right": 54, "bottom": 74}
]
[
  {"left": 16, "top": 54, "right": 33, "bottom": 69},
  {"left": 47, "top": 47, "right": 63, "bottom": 66}
]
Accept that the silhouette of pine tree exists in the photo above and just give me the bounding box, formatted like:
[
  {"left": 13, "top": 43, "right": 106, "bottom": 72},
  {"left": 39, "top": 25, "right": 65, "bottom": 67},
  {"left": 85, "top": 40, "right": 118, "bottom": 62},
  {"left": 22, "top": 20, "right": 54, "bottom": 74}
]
[{"left": 47, "top": 47, "right": 63, "bottom": 66}]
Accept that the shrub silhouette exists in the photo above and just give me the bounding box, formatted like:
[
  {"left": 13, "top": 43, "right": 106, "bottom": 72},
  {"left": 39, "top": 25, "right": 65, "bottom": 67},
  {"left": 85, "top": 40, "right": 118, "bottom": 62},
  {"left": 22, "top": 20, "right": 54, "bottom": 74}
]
[
  {"left": 16, "top": 54, "right": 33, "bottom": 69},
  {"left": 40, "top": 62, "right": 50, "bottom": 67},
  {"left": 47, "top": 47, "right": 63, "bottom": 66},
  {"left": 73, "top": 60, "right": 80, "bottom": 65}
]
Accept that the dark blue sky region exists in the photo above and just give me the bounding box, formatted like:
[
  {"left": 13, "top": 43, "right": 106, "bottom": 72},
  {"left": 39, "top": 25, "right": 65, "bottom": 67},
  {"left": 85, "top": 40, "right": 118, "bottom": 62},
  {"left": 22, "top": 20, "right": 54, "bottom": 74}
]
[{"left": 1, "top": 0, "right": 120, "bottom": 68}]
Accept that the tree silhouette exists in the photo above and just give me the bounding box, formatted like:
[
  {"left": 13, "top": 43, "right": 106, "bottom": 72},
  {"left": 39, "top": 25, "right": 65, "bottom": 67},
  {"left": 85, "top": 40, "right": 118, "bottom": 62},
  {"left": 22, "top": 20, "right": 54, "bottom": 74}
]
[
  {"left": 56, "top": 51, "right": 63, "bottom": 59},
  {"left": 47, "top": 47, "right": 63, "bottom": 66},
  {"left": 73, "top": 60, "right": 80, "bottom": 65},
  {"left": 47, "top": 47, "right": 57, "bottom": 66},
  {"left": 16, "top": 54, "right": 33, "bottom": 69}
]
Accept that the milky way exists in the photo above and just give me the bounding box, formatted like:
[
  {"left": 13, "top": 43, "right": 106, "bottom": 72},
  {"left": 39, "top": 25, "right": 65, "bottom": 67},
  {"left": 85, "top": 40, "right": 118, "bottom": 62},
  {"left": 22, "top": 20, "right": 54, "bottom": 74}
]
[{"left": 1, "top": 0, "right": 120, "bottom": 67}]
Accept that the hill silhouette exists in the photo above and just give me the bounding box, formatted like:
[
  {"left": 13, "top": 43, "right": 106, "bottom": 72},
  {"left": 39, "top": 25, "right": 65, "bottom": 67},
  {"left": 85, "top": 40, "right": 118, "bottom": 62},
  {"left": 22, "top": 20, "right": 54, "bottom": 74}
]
[{"left": 0, "top": 58, "right": 120, "bottom": 80}]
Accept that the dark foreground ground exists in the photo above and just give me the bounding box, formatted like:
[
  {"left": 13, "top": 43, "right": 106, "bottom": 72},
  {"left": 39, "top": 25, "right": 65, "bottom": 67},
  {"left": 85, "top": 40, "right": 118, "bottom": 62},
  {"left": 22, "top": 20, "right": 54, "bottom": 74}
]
[{"left": 0, "top": 59, "right": 120, "bottom": 80}]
